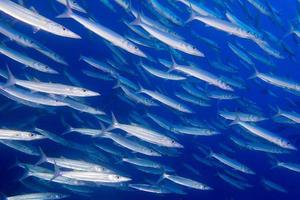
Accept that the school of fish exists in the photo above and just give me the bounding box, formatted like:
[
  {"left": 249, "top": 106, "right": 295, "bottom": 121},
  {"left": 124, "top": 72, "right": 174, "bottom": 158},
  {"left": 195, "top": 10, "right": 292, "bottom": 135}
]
[{"left": 0, "top": 0, "right": 299, "bottom": 199}]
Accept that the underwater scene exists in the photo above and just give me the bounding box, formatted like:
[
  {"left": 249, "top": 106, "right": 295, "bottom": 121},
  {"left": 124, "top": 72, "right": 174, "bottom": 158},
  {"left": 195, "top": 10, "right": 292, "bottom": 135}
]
[{"left": 0, "top": 0, "right": 300, "bottom": 199}]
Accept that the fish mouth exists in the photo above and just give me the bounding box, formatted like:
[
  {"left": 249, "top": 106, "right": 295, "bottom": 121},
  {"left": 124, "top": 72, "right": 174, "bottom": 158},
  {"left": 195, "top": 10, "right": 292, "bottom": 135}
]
[
  {"left": 286, "top": 145, "right": 297, "bottom": 151},
  {"left": 120, "top": 177, "right": 132, "bottom": 182},
  {"left": 87, "top": 91, "right": 101, "bottom": 96},
  {"left": 175, "top": 142, "right": 184, "bottom": 148},
  {"left": 68, "top": 32, "right": 82, "bottom": 39},
  {"left": 136, "top": 51, "right": 147, "bottom": 58},
  {"left": 195, "top": 51, "right": 205, "bottom": 57},
  {"left": 48, "top": 69, "right": 59, "bottom": 74}
]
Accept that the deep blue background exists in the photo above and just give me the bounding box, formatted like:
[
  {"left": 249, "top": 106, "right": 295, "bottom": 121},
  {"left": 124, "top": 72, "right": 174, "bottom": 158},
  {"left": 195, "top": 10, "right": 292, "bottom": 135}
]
[{"left": 0, "top": 0, "right": 300, "bottom": 199}]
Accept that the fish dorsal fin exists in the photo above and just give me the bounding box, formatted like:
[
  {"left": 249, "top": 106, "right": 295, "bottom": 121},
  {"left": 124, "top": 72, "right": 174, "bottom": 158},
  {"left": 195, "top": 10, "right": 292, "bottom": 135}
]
[{"left": 29, "top": 6, "right": 39, "bottom": 14}]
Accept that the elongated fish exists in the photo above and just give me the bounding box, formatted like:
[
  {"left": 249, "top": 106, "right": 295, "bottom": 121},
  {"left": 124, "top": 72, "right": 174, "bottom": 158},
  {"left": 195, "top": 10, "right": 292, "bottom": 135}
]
[
  {"left": 129, "top": 184, "right": 171, "bottom": 194},
  {"left": 6, "top": 193, "right": 68, "bottom": 200},
  {"left": 246, "top": 0, "right": 272, "bottom": 16},
  {"left": 0, "top": 44, "right": 58, "bottom": 74},
  {"left": 0, "top": 22, "right": 68, "bottom": 65},
  {"left": 187, "top": 12, "right": 260, "bottom": 41},
  {"left": 56, "top": 0, "right": 87, "bottom": 13},
  {"left": 0, "top": 85, "right": 68, "bottom": 107},
  {"left": 108, "top": 113, "right": 183, "bottom": 148},
  {"left": 26, "top": 171, "right": 87, "bottom": 186},
  {"left": 230, "top": 119, "right": 297, "bottom": 150},
  {"left": 57, "top": 1, "right": 146, "bottom": 58},
  {"left": 275, "top": 161, "right": 300, "bottom": 173},
  {"left": 274, "top": 107, "right": 300, "bottom": 124},
  {"left": 36, "top": 150, "right": 112, "bottom": 173},
  {"left": 138, "top": 85, "right": 193, "bottom": 113},
  {"left": 230, "top": 136, "right": 290, "bottom": 154},
  {"left": 99, "top": 129, "right": 161, "bottom": 157},
  {"left": 131, "top": 14, "right": 204, "bottom": 57},
  {"left": 261, "top": 178, "right": 287, "bottom": 193},
  {"left": 217, "top": 172, "right": 246, "bottom": 190},
  {"left": 118, "top": 84, "right": 159, "bottom": 107},
  {"left": 53, "top": 167, "right": 131, "bottom": 183},
  {"left": 210, "top": 152, "right": 255, "bottom": 174},
  {"left": 219, "top": 110, "right": 267, "bottom": 122},
  {"left": 0, "top": 140, "right": 41, "bottom": 156},
  {"left": 161, "top": 174, "right": 213, "bottom": 190},
  {"left": 149, "top": 0, "right": 184, "bottom": 26},
  {"left": 251, "top": 69, "right": 300, "bottom": 92},
  {"left": 176, "top": 0, "right": 222, "bottom": 18},
  {"left": 0, "top": 0, "right": 80, "bottom": 38},
  {"left": 122, "top": 157, "right": 162, "bottom": 168},
  {"left": 0, "top": 129, "right": 45, "bottom": 141},
  {"left": 170, "top": 58, "right": 233, "bottom": 91},
  {"left": 140, "top": 62, "right": 186, "bottom": 81},
  {"left": 2, "top": 67, "right": 99, "bottom": 97}
]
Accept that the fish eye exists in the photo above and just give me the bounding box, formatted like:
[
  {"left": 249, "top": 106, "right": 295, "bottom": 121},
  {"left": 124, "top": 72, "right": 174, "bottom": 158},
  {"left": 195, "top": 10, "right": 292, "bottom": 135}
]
[
  {"left": 116, "top": 175, "right": 120, "bottom": 179},
  {"left": 63, "top": 27, "right": 66, "bottom": 31},
  {"left": 83, "top": 89, "right": 87, "bottom": 92},
  {"left": 29, "top": 133, "right": 34, "bottom": 137},
  {"left": 171, "top": 140, "right": 175, "bottom": 144}
]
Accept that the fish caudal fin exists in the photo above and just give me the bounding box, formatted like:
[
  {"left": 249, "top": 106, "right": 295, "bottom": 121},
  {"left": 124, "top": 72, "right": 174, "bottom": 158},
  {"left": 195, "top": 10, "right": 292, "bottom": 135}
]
[
  {"left": 35, "top": 147, "right": 47, "bottom": 166},
  {"left": 130, "top": 13, "right": 142, "bottom": 26},
  {"left": 56, "top": 0, "right": 73, "bottom": 19},
  {"left": 51, "top": 160, "right": 62, "bottom": 181},
  {"left": 3, "top": 65, "right": 16, "bottom": 88}
]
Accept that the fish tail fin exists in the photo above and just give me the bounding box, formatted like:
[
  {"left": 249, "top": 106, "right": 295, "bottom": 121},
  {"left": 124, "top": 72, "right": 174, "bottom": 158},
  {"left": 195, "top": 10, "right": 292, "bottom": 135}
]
[
  {"left": 35, "top": 147, "right": 47, "bottom": 166},
  {"left": 94, "top": 122, "right": 109, "bottom": 138},
  {"left": 60, "top": 117, "right": 74, "bottom": 135},
  {"left": 19, "top": 168, "right": 31, "bottom": 182},
  {"left": 56, "top": 0, "right": 73, "bottom": 19},
  {"left": 248, "top": 67, "right": 259, "bottom": 79},
  {"left": 156, "top": 171, "right": 167, "bottom": 184},
  {"left": 7, "top": 156, "right": 21, "bottom": 170},
  {"left": 269, "top": 157, "right": 280, "bottom": 169},
  {"left": 112, "top": 80, "right": 122, "bottom": 90},
  {"left": 185, "top": 2, "right": 198, "bottom": 24},
  {"left": 273, "top": 106, "right": 282, "bottom": 118},
  {"left": 99, "top": 121, "right": 109, "bottom": 136},
  {"left": 61, "top": 124, "right": 74, "bottom": 135},
  {"left": 229, "top": 116, "right": 241, "bottom": 126},
  {"left": 106, "top": 113, "right": 119, "bottom": 131},
  {"left": 205, "top": 149, "right": 213, "bottom": 159},
  {"left": 114, "top": 158, "right": 123, "bottom": 165},
  {"left": 78, "top": 54, "right": 84, "bottom": 61},
  {"left": 130, "top": 12, "right": 142, "bottom": 26},
  {"left": 135, "top": 82, "right": 145, "bottom": 94},
  {"left": 168, "top": 54, "right": 178, "bottom": 72},
  {"left": 3, "top": 65, "right": 16, "bottom": 88},
  {"left": 51, "top": 160, "right": 62, "bottom": 181}
]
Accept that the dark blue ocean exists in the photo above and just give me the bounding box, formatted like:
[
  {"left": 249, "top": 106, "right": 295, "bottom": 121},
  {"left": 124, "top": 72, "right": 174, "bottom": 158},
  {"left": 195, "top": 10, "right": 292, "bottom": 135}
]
[{"left": 0, "top": 0, "right": 300, "bottom": 199}]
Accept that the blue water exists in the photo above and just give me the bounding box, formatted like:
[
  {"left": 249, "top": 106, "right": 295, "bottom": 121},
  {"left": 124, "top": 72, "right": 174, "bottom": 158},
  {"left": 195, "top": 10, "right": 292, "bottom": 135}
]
[{"left": 0, "top": 0, "right": 300, "bottom": 199}]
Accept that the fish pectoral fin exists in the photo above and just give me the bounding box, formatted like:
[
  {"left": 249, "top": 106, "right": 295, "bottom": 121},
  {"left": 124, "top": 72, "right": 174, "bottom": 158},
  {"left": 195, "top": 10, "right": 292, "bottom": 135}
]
[
  {"left": 32, "top": 26, "right": 40, "bottom": 34},
  {"left": 29, "top": 6, "right": 39, "bottom": 14}
]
